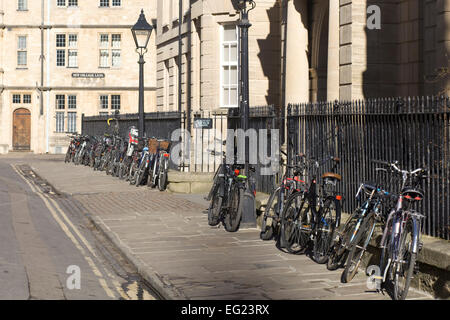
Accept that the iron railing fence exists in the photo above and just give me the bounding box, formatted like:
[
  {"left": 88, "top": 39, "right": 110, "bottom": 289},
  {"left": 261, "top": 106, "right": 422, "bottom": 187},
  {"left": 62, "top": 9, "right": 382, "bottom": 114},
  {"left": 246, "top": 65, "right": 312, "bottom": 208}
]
[
  {"left": 190, "top": 110, "right": 228, "bottom": 174},
  {"left": 228, "top": 105, "right": 280, "bottom": 194},
  {"left": 287, "top": 96, "right": 450, "bottom": 240},
  {"left": 81, "top": 111, "right": 185, "bottom": 170}
]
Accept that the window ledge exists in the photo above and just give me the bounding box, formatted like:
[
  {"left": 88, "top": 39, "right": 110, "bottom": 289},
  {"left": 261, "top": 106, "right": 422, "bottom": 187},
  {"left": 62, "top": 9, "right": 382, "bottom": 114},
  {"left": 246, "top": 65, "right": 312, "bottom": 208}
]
[
  {"left": 16, "top": 67, "right": 28, "bottom": 70},
  {"left": 17, "top": 9, "right": 29, "bottom": 12}
]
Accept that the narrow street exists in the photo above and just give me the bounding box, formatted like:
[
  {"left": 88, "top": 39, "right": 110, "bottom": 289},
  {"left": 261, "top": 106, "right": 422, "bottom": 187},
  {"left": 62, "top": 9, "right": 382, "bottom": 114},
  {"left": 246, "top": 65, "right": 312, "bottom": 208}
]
[{"left": 0, "top": 157, "right": 158, "bottom": 300}]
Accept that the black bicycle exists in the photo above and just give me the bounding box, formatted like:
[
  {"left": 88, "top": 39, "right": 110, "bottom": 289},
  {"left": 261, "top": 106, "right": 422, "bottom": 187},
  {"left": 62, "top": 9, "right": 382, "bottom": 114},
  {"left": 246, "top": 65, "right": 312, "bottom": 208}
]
[
  {"left": 279, "top": 155, "right": 342, "bottom": 264},
  {"left": 260, "top": 152, "right": 307, "bottom": 240},
  {"left": 206, "top": 149, "right": 252, "bottom": 232}
]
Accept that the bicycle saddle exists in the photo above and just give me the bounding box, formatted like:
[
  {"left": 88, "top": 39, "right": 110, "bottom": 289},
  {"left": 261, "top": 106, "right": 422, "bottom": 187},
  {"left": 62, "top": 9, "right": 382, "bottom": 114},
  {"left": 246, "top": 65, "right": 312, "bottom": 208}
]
[{"left": 322, "top": 172, "right": 342, "bottom": 181}]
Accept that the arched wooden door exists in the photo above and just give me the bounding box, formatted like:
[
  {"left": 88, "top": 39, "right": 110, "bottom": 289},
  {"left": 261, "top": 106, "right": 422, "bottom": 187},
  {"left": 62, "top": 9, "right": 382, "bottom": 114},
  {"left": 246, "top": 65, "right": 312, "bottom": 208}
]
[{"left": 13, "top": 108, "right": 31, "bottom": 151}]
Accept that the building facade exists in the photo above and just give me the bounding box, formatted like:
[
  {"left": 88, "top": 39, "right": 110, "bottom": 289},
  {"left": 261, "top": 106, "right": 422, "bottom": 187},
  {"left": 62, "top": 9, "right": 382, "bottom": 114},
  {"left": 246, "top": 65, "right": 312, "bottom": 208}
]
[
  {"left": 155, "top": 0, "right": 450, "bottom": 118},
  {"left": 155, "top": 0, "right": 281, "bottom": 114},
  {"left": 0, "top": 0, "right": 157, "bottom": 154}
]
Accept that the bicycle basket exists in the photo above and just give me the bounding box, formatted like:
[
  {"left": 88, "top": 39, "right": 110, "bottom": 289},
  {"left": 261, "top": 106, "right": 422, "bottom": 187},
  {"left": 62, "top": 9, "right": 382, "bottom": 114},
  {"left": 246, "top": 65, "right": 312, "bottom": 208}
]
[
  {"left": 148, "top": 138, "right": 159, "bottom": 154},
  {"left": 159, "top": 140, "right": 171, "bottom": 151}
]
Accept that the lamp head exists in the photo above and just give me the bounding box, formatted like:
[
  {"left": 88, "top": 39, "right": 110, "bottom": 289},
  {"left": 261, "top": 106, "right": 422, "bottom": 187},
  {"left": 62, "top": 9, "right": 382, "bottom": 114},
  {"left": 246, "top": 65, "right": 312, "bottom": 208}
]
[{"left": 131, "top": 9, "right": 153, "bottom": 52}]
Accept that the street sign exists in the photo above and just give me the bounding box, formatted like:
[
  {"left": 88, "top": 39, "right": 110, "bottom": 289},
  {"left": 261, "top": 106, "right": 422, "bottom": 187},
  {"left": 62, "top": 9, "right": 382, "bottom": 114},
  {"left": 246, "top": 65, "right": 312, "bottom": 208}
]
[
  {"left": 193, "top": 118, "right": 213, "bottom": 129},
  {"left": 72, "top": 73, "right": 105, "bottom": 79}
]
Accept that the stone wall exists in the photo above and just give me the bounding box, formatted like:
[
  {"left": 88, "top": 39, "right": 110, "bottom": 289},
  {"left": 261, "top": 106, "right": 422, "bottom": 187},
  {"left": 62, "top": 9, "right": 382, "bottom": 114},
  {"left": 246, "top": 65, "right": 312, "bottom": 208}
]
[{"left": 156, "top": 0, "right": 281, "bottom": 113}]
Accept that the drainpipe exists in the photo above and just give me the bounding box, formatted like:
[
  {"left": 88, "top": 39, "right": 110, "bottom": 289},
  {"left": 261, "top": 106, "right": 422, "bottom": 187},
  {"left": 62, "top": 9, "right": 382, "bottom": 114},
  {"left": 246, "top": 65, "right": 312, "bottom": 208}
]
[
  {"left": 45, "top": 0, "right": 50, "bottom": 153},
  {"left": 40, "top": 0, "right": 44, "bottom": 116},
  {"left": 281, "top": 0, "right": 288, "bottom": 148},
  {"left": 178, "top": 0, "right": 183, "bottom": 114},
  {"left": 186, "top": 1, "right": 192, "bottom": 134}
]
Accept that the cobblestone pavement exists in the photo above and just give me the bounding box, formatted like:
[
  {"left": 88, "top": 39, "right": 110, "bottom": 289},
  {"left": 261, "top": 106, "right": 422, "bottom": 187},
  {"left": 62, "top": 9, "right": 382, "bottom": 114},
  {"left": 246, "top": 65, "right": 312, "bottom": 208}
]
[{"left": 19, "top": 155, "right": 433, "bottom": 300}]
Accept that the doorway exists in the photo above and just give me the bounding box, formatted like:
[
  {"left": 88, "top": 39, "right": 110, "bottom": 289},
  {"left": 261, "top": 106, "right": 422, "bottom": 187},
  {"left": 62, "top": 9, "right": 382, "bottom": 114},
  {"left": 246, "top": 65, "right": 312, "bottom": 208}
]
[{"left": 13, "top": 108, "right": 31, "bottom": 151}]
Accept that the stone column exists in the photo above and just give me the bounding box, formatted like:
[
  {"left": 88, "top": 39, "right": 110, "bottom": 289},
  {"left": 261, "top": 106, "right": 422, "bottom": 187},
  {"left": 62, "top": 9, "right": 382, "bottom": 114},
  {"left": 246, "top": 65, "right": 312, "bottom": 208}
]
[
  {"left": 285, "top": 0, "right": 309, "bottom": 104},
  {"left": 327, "top": 0, "right": 340, "bottom": 101}
]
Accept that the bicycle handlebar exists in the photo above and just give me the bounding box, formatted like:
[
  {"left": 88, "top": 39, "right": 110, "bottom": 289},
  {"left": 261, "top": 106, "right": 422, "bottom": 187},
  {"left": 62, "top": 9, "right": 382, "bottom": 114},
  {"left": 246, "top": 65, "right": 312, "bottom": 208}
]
[{"left": 371, "top": 159, "right": 427, "bottom": 178}]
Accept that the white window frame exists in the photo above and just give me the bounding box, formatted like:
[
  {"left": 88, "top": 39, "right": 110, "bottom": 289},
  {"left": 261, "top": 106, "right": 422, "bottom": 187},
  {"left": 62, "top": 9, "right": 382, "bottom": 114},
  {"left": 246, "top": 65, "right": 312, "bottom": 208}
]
[
  {"left": 67, "top": 112, "right": 77, "bottom": 133},
  {"left": 13, "top": 94, "right": 21, "bottom": 104},
  {"left": 99, "top": 95, "right": 109, "bottom": 109},
  {"left": 18, "top": 0, "right": 28, "bottom": 11},
  {"left": 68, "top": 95, "right": 77, "bottom": 109},
  {"left": 55, "top": 112, "right": 65, "bottom": 133},
  {"left": 220, "top": 24, "right": 239, "bottom": 108},
  {"left": 17, "top": 35, "right": 27, "bottom": 67},
  {"left": 111, "top": 95, "right": 121, "bottom": 110},
  {"left": 68, "top": 0, "right": 78, "bottom": 7},
  {"left": 68, "top": 34, "right": 78, "bottom": 68},
  {"left": 98, "top": 33, "right": 121, "bottom": 68},
  {"left": 23, "top": 94, "right": 32, "bottom": 104}
]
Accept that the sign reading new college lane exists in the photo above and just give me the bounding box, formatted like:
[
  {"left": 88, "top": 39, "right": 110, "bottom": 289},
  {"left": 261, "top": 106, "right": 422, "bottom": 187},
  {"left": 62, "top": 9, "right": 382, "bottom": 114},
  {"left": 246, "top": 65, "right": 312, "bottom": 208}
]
[{"left": 72, "top": 73, "right": 105, "bottom": 79}]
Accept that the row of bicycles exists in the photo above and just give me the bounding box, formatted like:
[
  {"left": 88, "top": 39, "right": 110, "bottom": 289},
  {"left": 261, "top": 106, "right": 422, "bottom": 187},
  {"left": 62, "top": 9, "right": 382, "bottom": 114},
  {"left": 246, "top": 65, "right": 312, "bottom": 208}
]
[
  {"left": 64, "top": 124, "right": 171, "bottom": 191},
  {"left": 254, "top": 152, "right": 427, "bottom": 300}
]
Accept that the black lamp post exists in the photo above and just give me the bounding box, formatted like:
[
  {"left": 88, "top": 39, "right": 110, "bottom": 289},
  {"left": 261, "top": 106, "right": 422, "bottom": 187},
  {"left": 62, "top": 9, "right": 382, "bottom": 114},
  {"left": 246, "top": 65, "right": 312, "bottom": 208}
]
[
  {"left": 234, "top": 0, "right": 256, "bottom": 227},
  {"left": 131, "top": 9, "right": 153, "bottom": 139}
]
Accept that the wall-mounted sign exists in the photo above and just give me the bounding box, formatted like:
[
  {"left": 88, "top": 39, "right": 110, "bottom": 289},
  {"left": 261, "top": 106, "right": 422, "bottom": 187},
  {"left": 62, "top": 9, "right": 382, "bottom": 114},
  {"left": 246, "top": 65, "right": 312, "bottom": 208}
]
[
  {"left": 193, "top": 118, "right": 213, "bottom": 129},
  {"left": 72, "top": 73, "right": 105, "bottom": 79}
]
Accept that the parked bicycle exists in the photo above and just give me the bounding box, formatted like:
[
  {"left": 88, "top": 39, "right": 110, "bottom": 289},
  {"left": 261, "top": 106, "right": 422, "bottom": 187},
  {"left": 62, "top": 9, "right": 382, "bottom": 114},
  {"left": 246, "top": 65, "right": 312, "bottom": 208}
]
[
  {"left": 118, "top": 126, "right": 139, "bottom": 180},
  {"left": 65, "top": 134, "right": 83, "bottom": 163},
  {"left": 206, "top": 149, "right": 255, "bottom": 232},
  {"left": 260, "top": 152, "right": 307, "bottom": 240},
  {"left": 147, "top": 138, "right": 171, "bottom": 191},
  {"left": 376, "top": 160, "right": 427, "bottom": 300},
  {"left": 335, "top": 179, "right": 392, "bottom": 282},
  {"left": 279, "top": 154, "right": 342, "bottom": 264}
]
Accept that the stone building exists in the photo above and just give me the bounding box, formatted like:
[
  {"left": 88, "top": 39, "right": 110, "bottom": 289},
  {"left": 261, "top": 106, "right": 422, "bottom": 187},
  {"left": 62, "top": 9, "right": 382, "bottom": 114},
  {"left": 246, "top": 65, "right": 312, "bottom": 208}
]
[
  {"left": 155, "top": 0, "right": 450, "bottom": 118},
  {"left": 0, "top": 0, "right": 157, "bottom": 154},
  {"left": 155, "top": 0, "right": 282, "bottom": 115}
]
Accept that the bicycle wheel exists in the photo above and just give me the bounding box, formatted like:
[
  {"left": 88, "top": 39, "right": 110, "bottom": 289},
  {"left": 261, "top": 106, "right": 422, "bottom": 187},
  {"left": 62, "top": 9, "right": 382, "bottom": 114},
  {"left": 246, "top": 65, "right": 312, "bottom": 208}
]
[
  {"left": 392, "top": 218, "right": 417, "bottom": 300},
  {"left": 148, "top": 156, "right": 158, "bottom": 188},
  {"left": 260, "top": 187, "right": 281, "bottom": 241},
  {"left": 106, "top": 151, "right": 114, "bottom": 175},
  {"left": 89, "top": 152, "right": 95, "bottom": 167},
  {"left": 135, "top": 154, "right": 148, "bottom": 186},
  {"left": 313, "top": 198, "right": 337, "bottom": 264},
  {"left": 118, "top": 159, "right": 127, "bottom": 180},
  {"left": 327, "top": 211, "right": 358, "bottom": 271},
  {"left": 208, "top": 182, "right": 223, "bottom": 226},
  {"left": 128, "top": 160, "right": 138, "bottom": 185},
  {"left": 280, "top": 193, "right": 310, "bottom": 254},
  {"left": 342, "top": 212, "right": 376, "bottom": 283},
  {"left": 100, "top": 153, "right": 109, "bottom": 171},
  {"left": 158, "top": 157, "right": 168, "bottom": 191},
  {"left": 224, "top": 183, "right": 243, "bottom": 232},
  {"left": 65, "top": 148, "right": 71, "bottom": 163}
]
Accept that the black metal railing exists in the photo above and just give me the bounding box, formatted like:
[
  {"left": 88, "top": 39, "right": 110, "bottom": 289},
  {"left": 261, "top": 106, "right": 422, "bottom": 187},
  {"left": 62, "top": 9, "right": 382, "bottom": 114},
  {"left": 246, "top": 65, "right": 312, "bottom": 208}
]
[
  {"left": 287, "top": 96, "right": 450, "bottom": 240},
  {"left": 81, "top": 111, "right": 185, "bottom": 170},
  {"left": 228, "top": 105, "right": 280, "bottom": 194}
]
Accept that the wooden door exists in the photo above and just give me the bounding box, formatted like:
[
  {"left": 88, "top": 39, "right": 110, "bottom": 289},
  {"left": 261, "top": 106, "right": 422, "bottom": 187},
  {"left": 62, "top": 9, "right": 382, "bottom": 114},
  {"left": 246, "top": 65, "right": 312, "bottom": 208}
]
[{"left": 13, "top": 108, "right": 31, "bottom": 151}]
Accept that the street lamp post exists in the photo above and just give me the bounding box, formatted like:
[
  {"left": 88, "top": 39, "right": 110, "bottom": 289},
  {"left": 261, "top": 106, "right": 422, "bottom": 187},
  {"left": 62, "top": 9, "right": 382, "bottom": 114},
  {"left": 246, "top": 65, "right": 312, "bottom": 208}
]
[
  {"left": 131, "top": 9, "right": 153, "bottom": 139},
  {"left": 234, "top": 0, "right": 256, "bottom": 227}
]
